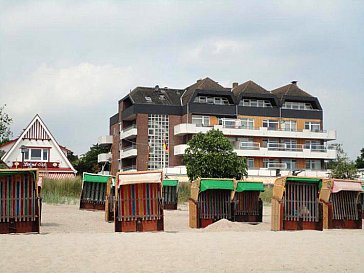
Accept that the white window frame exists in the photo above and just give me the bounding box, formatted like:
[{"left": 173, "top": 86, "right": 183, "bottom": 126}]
[
  {"left": 304, "top": 121, "right": 321, "bottom": 132},
  {"left": 263, "top": 119, "right": 279, "bottom": 130},
  {"left": 24, "top": 148, "right": 49, "bottom": 162}
]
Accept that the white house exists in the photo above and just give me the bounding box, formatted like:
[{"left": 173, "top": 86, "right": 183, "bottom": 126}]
[{"left": 0, "top": 114, "right": 76, "bottom": 179}]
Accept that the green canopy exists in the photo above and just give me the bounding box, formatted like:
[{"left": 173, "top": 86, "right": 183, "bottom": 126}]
[
  {"left": 163, "top": 179, "right": 178, "bottom": 187},
  {"left": 0, "top": 170, "right": 37, "bottom": 181},
  {"left": 200, "top": 179, "right": 234, "bottom": 192},
  {"left": 83, "top": 173, "right": 110, "bottom": 183},
  {"left": 236, "top": 182, "right": 264, "bottom": 192},
  {"left": 286, "top": 177, "right": 322, "bottom": 183}
]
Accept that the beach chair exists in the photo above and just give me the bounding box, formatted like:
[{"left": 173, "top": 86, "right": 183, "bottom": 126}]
[
  {"left": 321, "top": 179, "right": 362, "bottom": 229},
  {"left": 79, "top": 172, "right": 111, "bottom": 211},
  {"left": 189, "top": 178, "right": 234, "bottom": 228},
  {"left": 271, "top": 176, "right": 324, "bottom": 231},
  {"left": 232, "top": 180, "right": 264, "bottom": 223},
  {"left": 0, "top": 168, "right": 41, "bottom": 234},
  {"left": 162, "top": 179, "right": 178, "bottom": 210},
  {"left": 114, "top": 171, "right": 164, "bottom": 232},
  {"left": 105, "top": 176, "right": 115, "bottom": 222}
]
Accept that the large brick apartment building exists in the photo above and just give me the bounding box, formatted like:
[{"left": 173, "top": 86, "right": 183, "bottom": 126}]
[{"left": 98, "top": 78, "right": 337, "bottom": 180}]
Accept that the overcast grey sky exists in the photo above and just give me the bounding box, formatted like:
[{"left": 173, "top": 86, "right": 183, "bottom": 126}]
[{"left": 0, "top": 0, "right": 363, "bottom": 159}]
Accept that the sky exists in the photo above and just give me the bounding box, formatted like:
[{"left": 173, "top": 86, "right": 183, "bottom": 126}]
[{"left": 0, "top": 0, "right": 363, "bottom": 159}]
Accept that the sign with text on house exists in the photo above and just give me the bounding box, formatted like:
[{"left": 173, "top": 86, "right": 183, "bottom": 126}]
[{"left": 12, "top": 161, "right": 60, "bottom": 168}]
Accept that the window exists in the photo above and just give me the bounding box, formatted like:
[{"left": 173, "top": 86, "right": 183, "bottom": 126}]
[
  {"left": 282, "top": 101, "right": 313, "bottom": 110},
  {"left": 281, "top": 139, "right": 298, "bottom": 151},
  {"left": 240, "top": 118, "right": 254, "bottom": 129},
  {"left": 192, "top": 115, "right": 210, "bottom": 127},
  {"left": 305, "top": 160, "right": 322, "bottom": 170},
  {"left": 194, "top": 96, "right": 230, "bottom": 105},
  {"left": 263, "top": 158, "right": 280, "bottom": 168},
  {"left": 148, "top": 114, "right": 169, "bottom": 170},
  {"left": 145, "top": 96, "right": 152, "bottom": 102},
  {"left": 247, "top": 158, "right": 255, "bottom": 169},
  {"left": 23, "top": 148, "right": 49, "bottom": 161},
  {"left": 280, "top": 120, "right": 297, "bottom": 131},
  {"left": 305, "top": 140, "right": 323, "bottom": 151},
  {"left": 240, "top": 99, "right": 272, "bottom": 107},
  {"left": 282, "top": 159, "right": 296, "bottom": 170},
  {"left": 263, "top": 120, "right": 279, "bottom": 130},
  {"left": 304, "top": 121, "right": 321, "bottom": 132}
]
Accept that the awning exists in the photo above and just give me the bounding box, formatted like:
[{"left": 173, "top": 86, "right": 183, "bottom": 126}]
[
  {"left": 236, "top": 182, "right": 264, "bottom": 192},
  {"left": 200, "top": 179, "right": 234, "bottom": 192},
  {"left": 163, "top": 179, "right": 178, "bottom": 187},
  {"left": 332, "top": 180, "right": 363, "bottom": 193},
  {"left": 118, "top": 172, "right": 162, "bottom": 186},
  {"left": 83, "top": 172, "right": 111, "bottom": 183},
  {"left": 286, "top": 177, "right": 321, "bottom": 183}
]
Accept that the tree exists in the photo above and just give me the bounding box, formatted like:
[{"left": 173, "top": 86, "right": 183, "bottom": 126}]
[
  {"left": 328, "top": 144, "right": 358, "bottom": 179},
  {"left": 74, "top": 144, "right": 110, "bottom": 174},
  {"left": 355, "top": 148, "right": 364, "bottom": 169},
  {"left": 183, "top": 129, "right": 247, "bottom": 181},
  {"left": 0, "top": 105, "right": 13, "bottom": 145}
]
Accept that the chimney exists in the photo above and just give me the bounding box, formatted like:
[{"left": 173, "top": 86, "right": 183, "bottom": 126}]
[
  {"left": 291, "top": 81, "right": 297, "bottom": 85},
  {"left": 232, "top": 82, "right": 238, "bottom": 88}
]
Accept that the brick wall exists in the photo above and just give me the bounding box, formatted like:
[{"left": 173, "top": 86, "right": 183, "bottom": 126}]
[
  {"left": 136, "top": 113, "right": 149, "bottom": 170},
  {"left": 110, "top": 122, "right": 120, "bottom": 176}
]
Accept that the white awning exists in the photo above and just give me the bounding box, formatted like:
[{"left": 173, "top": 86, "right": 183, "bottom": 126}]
[
  {"left": 332, "top": 180, "right": 363, "bottom": 193},
  {"left": 118, "top": 171, "right": 162, "bottom": 186}
]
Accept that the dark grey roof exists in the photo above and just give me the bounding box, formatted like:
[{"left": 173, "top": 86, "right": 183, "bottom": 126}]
[
  {"left": 129, "top": 86, "right": 184, "bottom": 105},
  {"left": 271, "top": 82, "right": 313, "bottom": 100},
  {"left": 181, "top": 77, "right": 228, "bottom": 105},
  {"left": 109, "top": 113, "right": 119, "bottom": 126},
  {"left": 232, "top": 80, "right": 271, "bottom": 96}
]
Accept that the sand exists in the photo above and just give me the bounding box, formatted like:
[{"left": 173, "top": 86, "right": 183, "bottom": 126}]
[{"left": 1, "top": 203, "right": 363, "bottom": 273}]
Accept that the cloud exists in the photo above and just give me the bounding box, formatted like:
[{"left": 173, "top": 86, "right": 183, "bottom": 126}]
[{"left": 0, "top": 62, "right": 135, "bottom": 154}]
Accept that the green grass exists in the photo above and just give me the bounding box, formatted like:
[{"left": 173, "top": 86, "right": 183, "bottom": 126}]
[
  {"left": 260, "top": 185, "right": 273, "bottom": 204},
  {"left": 41, "top": 177, "right": 82, "bottom": 204},
  {"left": 178, "top": 182, "right": 191, "bottom": 203}
]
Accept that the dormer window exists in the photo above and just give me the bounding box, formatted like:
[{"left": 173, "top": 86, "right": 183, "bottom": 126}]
[
  {"left": 282, "top": 101, "right": 313, "bottom": 110},
  {"left": 194, "top": 96, "right": 230, "bottom": 105},
  {"left": 240, "top": 99, "right": 272, "bottom": 107},
  {"left": 145, "top": 96, "right": 152, "bottom": 103}
]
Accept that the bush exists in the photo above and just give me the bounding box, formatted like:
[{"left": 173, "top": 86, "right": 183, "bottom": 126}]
[
  {"left": 178, "top": 182, "right": 191, "bottom": 203},
  {"left": 41, "top": 176, "right": 82, "bottom": 204},
  {"left": 260, "top": 185, "right": 273, "bottom": 204}
]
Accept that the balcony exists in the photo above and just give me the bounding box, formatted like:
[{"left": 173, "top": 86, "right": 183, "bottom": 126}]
[
  {"left": 175, "top": 141, "right": 337, "bottom": 160},
  {"left": 120, "top": 125, "right": 137, "bottom": 140},
  {"left": 122, "top": 165, "right": 137, "bottom": 172},
  {"left": 234, "top": 142, "right": 337, "bottom": 159},
  {"left": 174, "top": 144, "right": 188, "bottom": 156},
  {"left": 98, "top": 153, "right": 112, "bottom": 163},
  {"left": 174, "top": 119, "right": 336, "bottom": 141},
  {"left": 121, "top": 145, "right": 137, "bottom": 159},
  {"left": 97, "top": 135, "right": 113, "bottom": 146}
]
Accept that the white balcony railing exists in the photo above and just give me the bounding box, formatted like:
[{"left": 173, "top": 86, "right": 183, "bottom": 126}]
[
  {"left": 174, "top": 122, "right": 336, "bottom": 141},
  {"left": 121, "top": 145, "right": 137, "bottom": 159},
  {"left": 176, "top": 142, "right": 337, "bottom": 160},
  {"left": 120, "top": 125, "right": 137, "bottom": 140},
  {"left": 97, "top": 153, "right": 112, "bottom": 163},
  {"left": 97, "top": 135, "right": 113, "bottom": 146}
]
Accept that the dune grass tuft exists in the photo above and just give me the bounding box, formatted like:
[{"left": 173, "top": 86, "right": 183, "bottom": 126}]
[
  {"left": 178, "top": 182, "right": 191, "bottom": 203},
  {"left": 260, "top": 185, "right": 273, "bottom": 204},
  {"left": 41, "top": 177, "right": 82, "bottom": 204}
]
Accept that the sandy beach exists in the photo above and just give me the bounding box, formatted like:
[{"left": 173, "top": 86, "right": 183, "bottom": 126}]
[{"left": 1, "top": 203, "right": 363, "bottom": 273}]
